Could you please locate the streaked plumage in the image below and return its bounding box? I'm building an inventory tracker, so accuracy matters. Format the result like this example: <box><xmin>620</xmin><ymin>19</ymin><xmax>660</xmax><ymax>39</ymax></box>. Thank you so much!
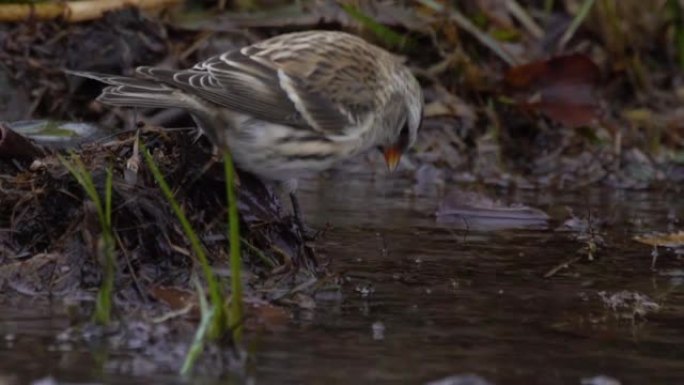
<box><xmin>67</xmin><ymin>30</ymin><xmax>423</xmax><ymax>185</ymax></box>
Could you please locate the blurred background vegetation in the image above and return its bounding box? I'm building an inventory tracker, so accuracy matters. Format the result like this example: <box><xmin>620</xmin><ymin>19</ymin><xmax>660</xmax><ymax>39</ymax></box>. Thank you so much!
<box><xmin>0</xmin><ymin>0</ymin><xmax>682</xmax><ymax>188</ymax></box>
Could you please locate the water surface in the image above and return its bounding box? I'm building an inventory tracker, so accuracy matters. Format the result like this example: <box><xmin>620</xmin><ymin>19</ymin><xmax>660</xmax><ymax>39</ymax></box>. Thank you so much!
<box><xmin>1</xmin><ymin>173</ymin><xmax>682</xmax><ymax>384</ymax></box>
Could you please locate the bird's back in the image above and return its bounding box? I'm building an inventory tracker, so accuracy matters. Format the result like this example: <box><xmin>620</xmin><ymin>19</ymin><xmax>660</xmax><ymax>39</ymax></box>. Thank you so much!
<box><xmin>245</xmin><ymin>31</ymin><xmax>398</xmax><ymax>117</ymax></box>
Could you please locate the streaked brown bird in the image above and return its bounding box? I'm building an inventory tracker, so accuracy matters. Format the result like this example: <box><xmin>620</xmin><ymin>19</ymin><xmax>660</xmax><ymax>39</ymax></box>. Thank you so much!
<box><xmin>67</xmin><ymin>30</ymin><xmax>423</xmax><ymax>233</ymax></box>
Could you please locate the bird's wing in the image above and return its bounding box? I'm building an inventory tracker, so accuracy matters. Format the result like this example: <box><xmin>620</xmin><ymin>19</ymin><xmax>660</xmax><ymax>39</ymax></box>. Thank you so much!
<box><xmin>138</xmin><ymin>32</ymin><xmax>389</xmax><ymax>136</ymax></box>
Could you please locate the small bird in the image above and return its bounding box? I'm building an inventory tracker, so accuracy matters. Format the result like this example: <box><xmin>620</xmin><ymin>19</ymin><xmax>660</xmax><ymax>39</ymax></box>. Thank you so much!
<box><xmin>67</xmin><ymin>30</ymin><xmax>423</xmax><ymax>233</ymax></box>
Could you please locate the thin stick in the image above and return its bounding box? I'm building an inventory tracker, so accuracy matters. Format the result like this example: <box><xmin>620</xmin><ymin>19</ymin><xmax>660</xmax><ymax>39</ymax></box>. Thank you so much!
<box><xmin>506</xmin><ymin>0</ymin><xmax>544</xmax><ymax>39</ymax></box>
<box><xmin>0</xmin><ymin>0</ymin><xmax>181</xmax><ymax>23</ymax></box>
<box><xmin>558</xmin><ymin>0</ymin><xmax>597</xmax><ymax>50</ymax></box>
<box><xmin>416</xmin><ymin>0</ymin><xmax>518</xmax><ymax>65</ymax></box>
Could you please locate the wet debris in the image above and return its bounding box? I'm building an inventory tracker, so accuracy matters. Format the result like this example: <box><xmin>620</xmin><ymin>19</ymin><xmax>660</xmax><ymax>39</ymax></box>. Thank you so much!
<box><xmin>634</xmin><ymin>230</ymin><xmax>684</xmax><ymax>268</ymax></box>
<box><xmin>6</xmin><ymin>119</ymin><xmax>106</xmax><ymax>149</ymax></box>
<box><xmin>0</xmin><ymin>126</ymin><xmax>320</xmax><ymax>320</ymax></box>
<box><xmin>597</xmin><ymin>290</ymin><xmax>660</xmax><ymax>320</ymax></box>
<box><xmin>580</xmin><ymin>375</ymin><xmax>622</xmax><ymax>385</ymax></box>
<box><xmin>371</xmin><ymin>320</ymin><xmax>384</xmax><ymax>340</ymax></box>
<box><xmin>424</xmin><ymin>374</ymin><xmax>494</xmax><ymax>385</ymax></box>
<box><xmin>544</xmin><ymin>209</ymin><xmax>606</xmax><ymax>278</ymax></box>
<box><xmin>634</xmin><ymin>230</ymin><xmax>684</xmax><ymax>249</ymax></box>
<box><xmin>354</xmin><ymin>281</ymin><xmax>375</xmax><ymax>298</ymax></box>
<box><xmin>31</xmin><ymin>377</ymin><xmax>58</xmax><ymax>385</ymax></box>
<box><xmin>54</xmin><ymin>319</ymin><xmax>246</xmax><ymax>377</ymax></box>
<box><xmin>436</xmin><ymin>188</ymin><xmax>550</xmax><ymax>231</ymax></box>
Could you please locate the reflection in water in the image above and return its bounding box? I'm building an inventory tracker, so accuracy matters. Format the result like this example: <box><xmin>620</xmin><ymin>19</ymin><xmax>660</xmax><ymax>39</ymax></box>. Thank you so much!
<box><xmin>1</xmin><ymin>173</ymin><xmax>683</xmax><ymax>385</ymax></box>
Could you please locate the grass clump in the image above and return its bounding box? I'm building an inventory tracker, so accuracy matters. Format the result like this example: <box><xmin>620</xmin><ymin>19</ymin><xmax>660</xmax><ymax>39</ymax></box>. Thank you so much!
<box><xmin>142</xmin><ymin>144</ymin><xmax>245</xmax><ymax>373</ymax></box>
<box><xmin>59</xmin><ymin>154</ymin><xmax>115</xmax><ymax>325</ymax></box>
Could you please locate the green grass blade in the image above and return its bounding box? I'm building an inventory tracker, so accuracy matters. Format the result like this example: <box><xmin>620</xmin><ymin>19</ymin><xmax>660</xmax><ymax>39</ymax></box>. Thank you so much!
<box><xmin>668</xmin><ymin>0</ymin><xmax>684</xmax><ymax>70</ymax></box>
<box><xmin>559</xmin><ymin>0</ymin><xmax>596</xmax><ymax>49</ymax></box>
<box><xmin>224</xmin><ymin>153</ymin><xmax>243</xmax><ymax>342</ymax></box>
<box><xmin>104</xmin><ymin>165</ymin><xmax>113</xmax><ymax>229</ymax></box>
<box><xmin>95</xmin><ymin>165</ymin><xmax>115</xmax><ymax>325</ymax></box>
<box><xmin>58</xmin><ymin>154</ymin><xmax>106</xmax><ymax>227</ymax></box>
<box><xmin>416</xmin><ymin>0</ymin><xmax>517</xmax><ymax>65</ymax></box>
<box><xmin>340</xmin><ymin>3</ymin><xmax>413</xmax><ymax>51</ymax></box>
<box><xmin>141</xmin><ymin>143</ymin><xmax>227</xmax><ymax>338</ymax></box>
<box><xmin>181</xmin><ymin>278</ymin><xmax>214</xmax><ymax>376</ymax></box>
<box><xmin>241</xmin><ymin>238</ymin><xmax>276</xmax><ymax>268</ymax></box>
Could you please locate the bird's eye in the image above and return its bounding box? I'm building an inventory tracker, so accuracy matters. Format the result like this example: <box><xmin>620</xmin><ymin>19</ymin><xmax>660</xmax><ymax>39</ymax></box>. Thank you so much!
<box><xmin>397</xmin><ymin>122</ymin><xmax>410</xmax><ymax>150</ymax></box>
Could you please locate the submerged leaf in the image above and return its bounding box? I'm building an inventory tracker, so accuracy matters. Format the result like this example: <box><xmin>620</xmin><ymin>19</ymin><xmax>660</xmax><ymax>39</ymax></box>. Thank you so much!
<box><xmin>634</xmin><ymin>231</ymin><xmax>684</xmax><ymax>248</ymax></box>
<box><xmin>436</xmin><ymin>188</ymin><xmax>550</xmax><ymax>230</ymax></box>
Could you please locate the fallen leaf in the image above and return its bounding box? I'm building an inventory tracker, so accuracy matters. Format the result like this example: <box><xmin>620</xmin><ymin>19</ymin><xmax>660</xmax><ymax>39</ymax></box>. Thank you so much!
<box><xmin>504</xmin><ymin>54</ymin><xmax>601</xmax><ymax>127</ymax></box>
<box><xmin>245</xmin><ymin>302</ymin><xmax>290</xmax><ymax>332</ymax></box>
<box><xmin>149</xmin><ymin>285</ymin><xmax>198</xmax><ymax>312</ymax></box>
<box><xmin>634</xmin><ymin>231</ymin><xmax>684</xmax><ymax>248</ymax></box>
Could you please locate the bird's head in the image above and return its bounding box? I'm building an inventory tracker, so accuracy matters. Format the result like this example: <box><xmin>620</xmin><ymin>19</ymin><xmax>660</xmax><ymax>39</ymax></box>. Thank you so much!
<box><xmin>377</xmin><ymin>69</ymin><xmax>423</xmax><ymax>172</ymax></box>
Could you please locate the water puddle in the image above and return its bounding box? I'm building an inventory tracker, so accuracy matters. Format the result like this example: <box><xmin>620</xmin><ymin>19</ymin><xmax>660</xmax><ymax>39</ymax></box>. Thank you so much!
<box><xmin>1</xmin><ymin>174</ymin><xmax>682</xmax><ymax>384</ymax></box>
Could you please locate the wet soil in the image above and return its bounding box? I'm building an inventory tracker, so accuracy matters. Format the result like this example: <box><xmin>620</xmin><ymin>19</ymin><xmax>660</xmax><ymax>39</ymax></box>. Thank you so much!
<box><xmin>0</xmin><ymin>173</ymin><xmax>682</xmax><ymax>385</ymax></box>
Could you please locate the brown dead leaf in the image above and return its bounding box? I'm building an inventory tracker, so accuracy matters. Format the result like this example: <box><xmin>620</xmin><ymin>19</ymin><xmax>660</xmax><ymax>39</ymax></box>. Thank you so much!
<box><xmin>149</xmin><ymin>285</ymin><xmax>198</xmax><ymax>312</ymax></box>
<box><xmin>149</xmin><ymin>285</ymin><xmax>291</xmax><ymax>331</ymax></box>
<box><xmin>245</xmin><ymin>302</ymin><xmax>290</xmax><ymax>332</ymax></box>
<box><xmin>504</xmin><ymin>54</ymin><xmax>601</xmax><ymax>127</ymax></box>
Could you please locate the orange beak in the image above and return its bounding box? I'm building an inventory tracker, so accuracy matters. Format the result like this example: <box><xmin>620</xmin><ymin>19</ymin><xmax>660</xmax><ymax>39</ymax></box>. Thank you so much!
<box><xmin>382</xmin><ymin>146</ymin><xmax>402</xmax><ymax>172</ymax></box>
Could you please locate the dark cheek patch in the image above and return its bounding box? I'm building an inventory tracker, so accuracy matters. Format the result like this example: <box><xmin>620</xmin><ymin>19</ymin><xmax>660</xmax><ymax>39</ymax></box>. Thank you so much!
<box><xmin>402</xmin><ymin>109</ymin><xmax>423</xmax><ymax>150</ymax></box>
<box><xmin>418</xmin><ymin>109</ymin><xmax>424</xmax><ymax>130</ymax></box>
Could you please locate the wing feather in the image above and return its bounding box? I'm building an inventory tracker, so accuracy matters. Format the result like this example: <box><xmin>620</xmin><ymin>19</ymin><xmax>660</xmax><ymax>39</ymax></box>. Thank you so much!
<box><xmin>135</xmin><ymin>32</ymin><xmax>384</xmax><ymax>135</ymax></box>
<box><xmin>74</xmin><ymin>31</ymin><xmax>399</xmax><ymax>137</ymax></box>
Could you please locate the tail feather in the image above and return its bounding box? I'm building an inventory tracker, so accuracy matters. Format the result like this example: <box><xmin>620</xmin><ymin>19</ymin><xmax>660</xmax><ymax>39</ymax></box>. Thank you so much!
<box><xmin>64</xmin><ymin>69</ymin><xmax>191</xmax><ymax>110</ymax></box>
